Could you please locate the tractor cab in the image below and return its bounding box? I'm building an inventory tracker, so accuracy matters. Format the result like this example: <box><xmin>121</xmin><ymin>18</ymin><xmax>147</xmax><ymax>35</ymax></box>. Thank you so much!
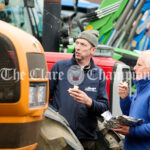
<box><xmin>0</xmin><ymin>20</ymin><xmax>48</xmax><ymax>150</ymax></box>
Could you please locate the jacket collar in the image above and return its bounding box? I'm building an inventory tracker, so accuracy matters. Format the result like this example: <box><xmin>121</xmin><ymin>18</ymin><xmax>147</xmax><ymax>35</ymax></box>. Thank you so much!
<box><xmin>134</xmin><ymin>76</ymin><xmax>150</xmax><ymax>93</ymax></box>
<box><xmin>71</xmin><ymin>53</ymin><xmax>95</xmax><ymax>71</ymax></box>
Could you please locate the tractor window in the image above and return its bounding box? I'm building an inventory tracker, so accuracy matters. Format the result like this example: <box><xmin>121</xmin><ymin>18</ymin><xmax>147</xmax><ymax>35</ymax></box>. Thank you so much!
<box><xmin>0</xmin><ymin>0</ymin><xmax>43</xmax><ymax>40</ymax></box>
<box><xmin>0</xmin><ymin>34</ymin><xmax>20</xmax><ymax>102</ymax></box>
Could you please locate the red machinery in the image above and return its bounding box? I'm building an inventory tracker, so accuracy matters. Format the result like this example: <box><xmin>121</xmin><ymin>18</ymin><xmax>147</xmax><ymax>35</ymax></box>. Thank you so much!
<box><xmin>45</xmin><ymin>52</ymin><xmax>131</xmax><ymax>116</ymax></box>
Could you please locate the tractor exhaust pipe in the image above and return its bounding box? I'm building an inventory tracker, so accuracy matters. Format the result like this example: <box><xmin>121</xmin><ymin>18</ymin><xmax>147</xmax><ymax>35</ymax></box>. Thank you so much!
<box><xmin>43</xmin><ymin>0</ymin><xmax>61</xmax><ymax>52</ymax></box>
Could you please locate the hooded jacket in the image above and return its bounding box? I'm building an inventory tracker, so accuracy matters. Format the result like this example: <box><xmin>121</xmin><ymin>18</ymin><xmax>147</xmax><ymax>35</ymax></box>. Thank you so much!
<box><xmin>49</xmin><ymin>55</ymin><xmax>108</xmax><ymax>140</ymax></box>
<box><xmin>120</xmin><ymin>76</ymin><xmax>150</xmax><ymax>150</ymax></box>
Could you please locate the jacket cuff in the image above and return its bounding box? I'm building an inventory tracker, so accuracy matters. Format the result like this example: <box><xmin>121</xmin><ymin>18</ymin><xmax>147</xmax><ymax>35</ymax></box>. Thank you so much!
<box><xmin>129</xmin><ymin>126</ymin><xmax>135</xmax><ymax>137</ymax></box>
<box><xmin>87</xmin><ymin>99</ymin><xmax>94</xmax><ymax>111</ymax></box>
<box><xmin>120</xmin><ymin>95</ymin><xmax>130</xmax><ymax>101</ymax></box>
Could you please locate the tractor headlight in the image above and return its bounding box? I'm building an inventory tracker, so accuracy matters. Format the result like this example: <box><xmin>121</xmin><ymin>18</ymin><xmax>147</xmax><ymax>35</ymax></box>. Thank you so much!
<box><xmin>29</xmin><ymin>82</ymin><xmax>47</xmax><ymax>108</ymax></box>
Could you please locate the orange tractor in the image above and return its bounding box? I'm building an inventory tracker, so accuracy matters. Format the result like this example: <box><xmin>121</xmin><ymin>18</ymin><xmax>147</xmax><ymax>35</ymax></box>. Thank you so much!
<box><xmin>0</xmin><ymin>21</ymin><xmax>49</xmax><ymax>150</ymax></box>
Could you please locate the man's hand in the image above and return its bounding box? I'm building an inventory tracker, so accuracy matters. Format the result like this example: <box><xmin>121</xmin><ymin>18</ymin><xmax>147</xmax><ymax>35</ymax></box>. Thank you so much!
<box><xmin>111</xmin><ymin>124</ymin><xmax>130</xmax><ymax>136</ymax></box>
<box><xmin>118</xmin><ymin>82</ymin><xmax>128</xmax><ymax>99</ymax></box>
<box><xmin>68</xmin><ymin>89</ymin><xmax>92</xmax><ymax>107</ymax></box>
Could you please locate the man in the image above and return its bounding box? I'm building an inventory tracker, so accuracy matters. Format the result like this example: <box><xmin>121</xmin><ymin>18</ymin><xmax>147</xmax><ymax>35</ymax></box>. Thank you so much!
<box><xmin>112</xmin><ymin>51</ymin><xmax>150</xmax><ymax>150</ymax></box>
<box><xmin>49</xmin><ymin>30</ymin><xmax>108</xmax><ymax>150</ymax></box>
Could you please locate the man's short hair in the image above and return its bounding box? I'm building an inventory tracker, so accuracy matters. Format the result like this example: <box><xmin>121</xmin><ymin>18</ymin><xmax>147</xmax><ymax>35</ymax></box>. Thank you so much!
<box><xmin>77</xmin><ymin>30</ymin><xmax>99</xmax><ymax>47</ymax></box>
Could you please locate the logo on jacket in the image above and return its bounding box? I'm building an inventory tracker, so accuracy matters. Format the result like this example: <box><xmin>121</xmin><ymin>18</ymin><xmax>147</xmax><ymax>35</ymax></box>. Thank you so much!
<box><xmin>67</xmin><ymin>65</ymin><xmax>84</xmax><ymax>86</ymax></box>
<box><xmin>85</xmin><ymin>87</ymin><xmax>97</xmax><ymax>92</ymax></box>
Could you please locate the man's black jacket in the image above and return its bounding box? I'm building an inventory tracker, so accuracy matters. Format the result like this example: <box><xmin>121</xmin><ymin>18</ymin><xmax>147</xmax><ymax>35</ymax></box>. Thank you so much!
<box><xmin>49</xmin><ymin>55</ymin><xmax>108</xmax><ymax>140</ymax></box>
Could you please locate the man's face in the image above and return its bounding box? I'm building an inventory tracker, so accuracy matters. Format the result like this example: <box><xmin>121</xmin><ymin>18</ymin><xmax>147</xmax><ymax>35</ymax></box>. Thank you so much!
<box><xmin>75</xmin><ymin>39</ymin><xmax>96</xmax><ymax>61</ymax></box>
<box><xmin>134</xmin><ymin>56</ymin><xmax>150</xmax><ymax>80</ymax></box>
